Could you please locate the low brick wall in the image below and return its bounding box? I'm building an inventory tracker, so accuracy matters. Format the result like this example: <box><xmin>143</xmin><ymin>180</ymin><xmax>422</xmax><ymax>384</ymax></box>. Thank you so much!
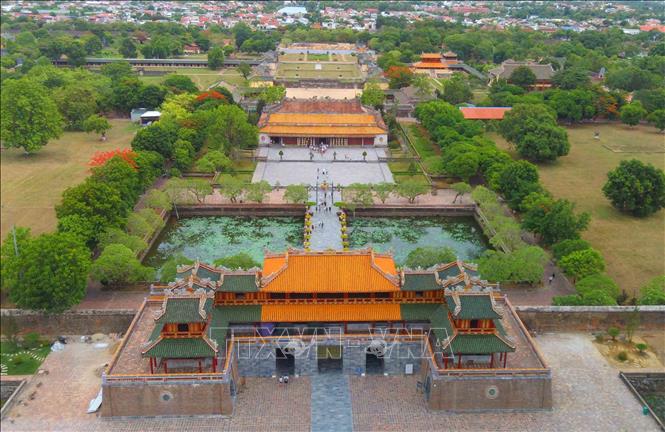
<box><xmin>351</xmin><ymin>205</ymin><xmax>476</xmax><ymax>218</ymax></box>
<box><xmin>176</xmin><ymin>203</ymin><xmax>306</xmax><ymax>217</ymax></box>
<box><xmin>515</xmin><ymin>306</ymin><xmax>665</xmax><ymax>333</ymax></box>
<box><xmin>0</xmin><ymin>309</ymin><xmax>136</xmax><ymax>336</ymax></box>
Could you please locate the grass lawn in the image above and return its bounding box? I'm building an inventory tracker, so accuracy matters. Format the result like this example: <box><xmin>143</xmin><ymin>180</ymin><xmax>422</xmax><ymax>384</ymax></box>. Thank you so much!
<box><xmin>231</xmin><ymin>159</ymin><xmax>258</xmax><ymax>171</ymax></box>
<box><xmin>401</xmin><ymin>123</ymin><xmax>440</xmax><ymax>159</ymax></box>
<box><xmin>218</xmin><ymin>68</ymin><xmax>247</xmax><ymax>87</ymax></box>
<box><xmin>0</xmin><ymin>119</ymin><xmax>137</xmax><ymax>239</ymax></box>
<box><xmin>139</xmin><ymin>69</ymin><xmax>223</xmax><ymax>90</ymax></box>
<box><xmin>489</xmin><ymin>123</ymin><xmax>665</xmax><ymax>297</ymax></box>
<box><xmin>0</xmin><ymin>341</ymin><xmax>50</xmax><ymax>375</ymax></box>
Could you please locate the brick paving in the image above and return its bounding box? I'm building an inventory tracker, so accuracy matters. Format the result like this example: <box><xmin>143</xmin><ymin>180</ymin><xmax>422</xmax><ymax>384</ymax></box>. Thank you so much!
<box><xmin>311</xmin><ymin>373</ymin><xmax>353</xmax><ymax>432</ymax></box>
<box><xmin>2</xmin><ymin>333</ymin><xmax>659</xmax><ymax>431</ymax></box>
<box><xmin>349</xmin><ymin>333</ymin><xmax>660</xmax><ymax>432</ymax></box>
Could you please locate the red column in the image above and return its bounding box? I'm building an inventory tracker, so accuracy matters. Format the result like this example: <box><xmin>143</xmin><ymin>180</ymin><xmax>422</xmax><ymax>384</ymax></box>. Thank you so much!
<box><xmin>213</xmin><ymin>357</ymin><xmax>217</xmax><ymax>372</ymax></box>
<box><xmin>503</xmin><ymin>353</ymin><xmax>507</xmax><ymax>368</ymax></box>
<box><xmin>490</xmin><ymin>353</ymin><xmax>494</xmax><ymax>368</ymax></box>
<box><xmin>198</xmin><ymin>359</ymin><xmax>202</xmax><ymax>373</ymax></box>
<box><xmin>149</xmin><ymin>357</ymin><xmax>154</xmax><ymax>374</ymax></box>
<box><xmin>444</xmin><ymin>356</ymin><xmax>448</xmax><ymax>369</ymax></box>
<box><xmin>164</xmin><ymin>359</ymin><xmax>168</xmax><ymax>373</ymax></box>
<box><xmin>457</xmin><ymin>354</ymin><xmax>462</xmax><ymax>368</ymax></box>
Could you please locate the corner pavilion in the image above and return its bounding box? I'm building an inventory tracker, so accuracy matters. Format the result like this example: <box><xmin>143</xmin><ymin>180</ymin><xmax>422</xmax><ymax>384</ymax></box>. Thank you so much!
<box><xmin>142</xmin><ymin>249</ymin><xmax>515</xmax><ymax>375</ymax></box>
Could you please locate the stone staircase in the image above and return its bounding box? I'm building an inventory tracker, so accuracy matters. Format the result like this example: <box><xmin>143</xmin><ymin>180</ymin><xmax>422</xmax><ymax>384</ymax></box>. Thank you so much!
<box><xmin>310</xmin><ymin>373</ymin><xmax>353</xmax><ymax>432</ymax></box>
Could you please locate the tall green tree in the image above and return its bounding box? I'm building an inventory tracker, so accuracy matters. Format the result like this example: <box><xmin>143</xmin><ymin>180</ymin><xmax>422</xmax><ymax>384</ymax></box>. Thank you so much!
<box><xmin>90</xmin><ymin>244</ymin><xmax>154</xmax><ymax>286</ymax></box>
<box><xmin>163</xmin><ymin>74</ymin><xmax>198</xmax><ymax>94</ymax></box>
<box><xmin>478</xmin><ymin>246</ymin><xmax>548</xmax><ymax>284</ymax></box>
<box><xmin>360</xmin><ymin>83</ymin><xmax>386</xmax><ymax>110</ymax></box>
<box><xmin>494</xmin><ymin>160</ymin><xmax>541</xmax><ymax>209</ymax></box>
<box><xmin>602</xmin><ymin>159</ymin><xmax>665</xmax><ymax>217</ymax></box>
<box><xmin>441</xmin><ymin>74</ymin><xmax>472</xmax><ymax>105</ymax></box>
<box><xmin>396</xmin><ymin>179</ymin><xmax>429</xmax><ymax>203</ymax></box>
<box><xmin>647</xmin><ymin>109</ymin><xmax>665</xmax><ymax>133</ymax></box>
<box><xmin>509</xmin><ymin>66</ymin><xmax>537</xmax><ymax>88</ymax></box>
<box><xmin>214</xmin><ymin>253</ymin><xmax>260</xmax><ymax>270</ymax></box>
<box><xmin>404</xmin><ymin>246</ymin><xmax>456</xmax><ymax>269</ymax></box>
<box><xmin>207</xmin><ymin>46</ymin><xmax>225</xmax><ymax>70</ymax></box>
<box><xmin>559</xmin><ymin>248</ymin><xmax>605</xmax><ymax>281</ymax></box>
<box><xmin>638</xmin><ymin>276</ymin><xmax>665</xmax><ymax>305</ymax></box>
<box><xmin>82</xmin><ymin>114</ymin><xmax>111</xmax><ymax>140</ymax></box>
<box><xmin>500</xmin><ymin>103</ymin><xmax>569</xmax><ymax>162</ymax></box>
<box><xmin>246</xmin><ymin>181</ymin><xmax>272</xmax><ymax>203</ymax></box>
<box><xmin>521</xmin><ymin>193</ymin><xmax>590</xmax><ymax>245</ymax></box>
<box><xmin>552</xmin><ymin>67</ymin><xmax>591</xmax><ymax>89</ymax></box>
<box><xmin>284</xmin><ymin>184</ymin><xmax>309</xmax><ymax>204</ymax></box>
<box><xmin>119</xmin><ymin>37</ymin><xmax>138</xmax><ymax>58</ymax></box>
<box><xmin>5</xmin><ymin>232</ymin><xmax>91</xmax><ymax>312</ymax></box>
<box><xmin>620</xmin><ymin>102</ymin><xmax>647</xmax><ymax>127</ymax></box>
<box><xmin>1</xmin><ymin>78</ymin><xmax>63</xmax><ymax>154</ymax></box>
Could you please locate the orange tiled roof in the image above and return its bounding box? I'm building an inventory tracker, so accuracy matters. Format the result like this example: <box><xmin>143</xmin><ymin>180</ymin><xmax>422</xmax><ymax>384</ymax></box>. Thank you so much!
<box><xmin>459</xmin><ymin>107</ymin><xmax>512</xmax><ymax>120</ymax></box>
<box><xmin>261</xmin><ymin>303</ymin><xmax>401</xmax><ymax>322</ymax></box>
<box><xmin>261</xmin><ymin>249</ymin><xmax>400</xmax><ymax>293</ymax></box>
<box><xmin>412</xmin><ymin>62</ymin><xmax>448</xmax><ymax>69</ymax></box>
<box><xmin>268</xmin><ymin>113</ymin><xmax>377</xmax><ymax>125</ymax></box>
<box><xmin>420</xmin><ymin>53</ymin><xmax>443</xmax><ymax>59</ymax></box>
<box><xmin>259</xmin><ymin>125</ymin><xmax>386</xmax><ymax>137</ymax></box>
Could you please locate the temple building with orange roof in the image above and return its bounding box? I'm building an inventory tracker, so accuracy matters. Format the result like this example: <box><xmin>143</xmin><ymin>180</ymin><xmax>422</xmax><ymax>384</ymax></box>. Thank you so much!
<box><xmin>257</xmin><ymin>98</ymin><xmax>388</xmax><ymax>147</ymax></box>
<box><xmin>101</xmin><ymin>249</ymin><xmax>552</xmax><ymax>417</ymax></box>
<box><xmin>411</xmin><ymin>51</ymin><xmax>460</xmax><ymax>78</ymax></box>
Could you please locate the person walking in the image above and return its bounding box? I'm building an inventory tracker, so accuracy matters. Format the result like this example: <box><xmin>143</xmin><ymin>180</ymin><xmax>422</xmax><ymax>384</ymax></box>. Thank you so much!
<box><xmin>548</xmin><ymin>275</ymin><xmax>554</xmax><ymax>285</ymax></box>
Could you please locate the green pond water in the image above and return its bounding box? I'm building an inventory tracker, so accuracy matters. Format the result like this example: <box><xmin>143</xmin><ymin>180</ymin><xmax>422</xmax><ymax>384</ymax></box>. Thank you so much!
<box><xmin>145</xmin><ymin>215</ymin><xmax>489</xmax><ymax>270</ymax></box>
<box><xmin>348</xmin><ymin>216</ymin><xmax>489</xmax><ymax>265</ymax></box>
<box><xmin>145</xmin><ymin>216</ymin><xmax>304</xmax><ymax>269</ymax></box>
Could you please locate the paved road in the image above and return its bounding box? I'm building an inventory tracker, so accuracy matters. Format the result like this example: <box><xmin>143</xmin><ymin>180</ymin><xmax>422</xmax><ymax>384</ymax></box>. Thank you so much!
<box><xmin>308</xmin><ymin>185</ymin><xmax>343</xmax><ymax>251</ymax></box>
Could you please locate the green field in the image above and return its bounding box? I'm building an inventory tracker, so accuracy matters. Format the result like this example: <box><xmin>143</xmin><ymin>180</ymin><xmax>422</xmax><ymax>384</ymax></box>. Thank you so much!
<box><xmin>402</xmin><ymin>123</ymin><xmax>440</xmax><ymax>159</ymax></box>
<box><xmin>139</xmin><ymin>68</ymin><xmax>223</xmax><ymax>90</ymax></box>
<box><xmin>276</xmin><ymin>62</ymin><xmax>362</xmax><ymax>81</ymax></box>
<box><xmin>0</xmin><ymin>341</ymin><xmax>50</xmax><ymax>375</ymax></box>
<box><xmin>489</xmin><ymin>123</ymin><xmax>665</xmax><ymax>297</ymax></box>
<box><xmin>0</xmin><ymin>119</ymin><xmax>138</xmax><ymax>238</ymax></box>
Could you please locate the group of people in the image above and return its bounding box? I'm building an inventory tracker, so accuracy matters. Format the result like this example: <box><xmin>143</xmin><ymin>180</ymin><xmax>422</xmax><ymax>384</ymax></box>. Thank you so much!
<box><xmin>309</xmin><ymin>143</ymin><xmax>329</xmax><ymax>154</ymax></box>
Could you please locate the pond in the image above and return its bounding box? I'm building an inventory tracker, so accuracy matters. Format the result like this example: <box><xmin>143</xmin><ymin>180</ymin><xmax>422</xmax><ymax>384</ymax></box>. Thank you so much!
<box><xmin>144</xmin><ymin>216</ymin><xmax>304</xmax><ymax>269</ymax></box>
<box><xmin>347</xmin><ymin>216</ymin><xmax>490</xmax><ymax>266</ymax></box>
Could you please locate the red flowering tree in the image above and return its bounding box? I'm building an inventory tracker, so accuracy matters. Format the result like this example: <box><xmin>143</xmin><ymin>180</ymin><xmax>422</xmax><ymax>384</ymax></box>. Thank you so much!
<box><xmin>89</xmin><ymin>148</ymin><xmax>138</xmax><ymax>169</ymax></box>
<box><xmin>385</xmin><ymin>65</ymin><xmax>414</xmax><ymax>89</ymax></box>
<box><xmin>193</xmin><ymin>90</ymin><xmax>228</xmax><ymax>109</ymax></box>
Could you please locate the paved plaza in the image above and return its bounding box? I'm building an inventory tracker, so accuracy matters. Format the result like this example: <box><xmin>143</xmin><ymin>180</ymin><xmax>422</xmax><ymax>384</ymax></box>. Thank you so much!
<box><xmin>2</xmin><ymin>333</ymin><xmax>659</xmax><ymax>432</ymax></box>
<box><xmin>252</xmin><ymin>147</ymin><xmax>394</xmax><ymax>186</ymax></box>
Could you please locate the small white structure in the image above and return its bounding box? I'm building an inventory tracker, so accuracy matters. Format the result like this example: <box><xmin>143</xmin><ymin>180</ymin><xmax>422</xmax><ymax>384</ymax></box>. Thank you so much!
<box><xmin>140</xmin><ymin>111</ymin><xmax>161</xmax><ymax>126</ymax></box>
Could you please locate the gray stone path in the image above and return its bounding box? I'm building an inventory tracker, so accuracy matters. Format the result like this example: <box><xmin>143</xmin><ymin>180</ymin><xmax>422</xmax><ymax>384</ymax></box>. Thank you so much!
<box><xmin>308</xmin><ymin>186</ymin><xmax>343</xmax><ymax>251</ymax></box>
<box><xmin>311</xmin><ymin>373</ymin><xmax>353</xmax><ymax>432</ymax></box>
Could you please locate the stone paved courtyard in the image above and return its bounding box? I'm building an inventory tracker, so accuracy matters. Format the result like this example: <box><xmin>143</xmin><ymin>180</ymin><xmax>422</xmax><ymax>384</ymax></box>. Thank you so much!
<box><xmin>252</xmin><ymin>147</ymin><xmax>394</xmax><ymax>186</ymax></box>
<box><xmin>2</xmin><ymin>333</ymin><xmax>659</xmax><ymax>431</ymax></box>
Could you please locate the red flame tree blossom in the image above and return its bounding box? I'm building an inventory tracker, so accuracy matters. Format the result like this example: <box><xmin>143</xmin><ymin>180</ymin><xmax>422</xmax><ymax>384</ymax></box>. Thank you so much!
<box><xmin>89</xmin><ymin>148</ymin><xmax>138</xmax><ymax>169</ymax></box>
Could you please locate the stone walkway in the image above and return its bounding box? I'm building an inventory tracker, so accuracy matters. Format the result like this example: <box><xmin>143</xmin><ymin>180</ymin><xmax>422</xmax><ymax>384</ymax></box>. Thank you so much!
<box><xmin>311</xmin><ymin>373</ymin><xmax>353</xmax><ymax>432</ymax></box>
<box><xmin>308</xmin><ymin>186</ymin><xmax>343</xmax><ymax>251</ymax></box>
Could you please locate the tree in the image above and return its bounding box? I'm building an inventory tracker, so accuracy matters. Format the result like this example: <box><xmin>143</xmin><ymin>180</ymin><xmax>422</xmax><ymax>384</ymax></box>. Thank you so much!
<box><xmin>521</xmin><ymin>194</ymin><xmax>590</xmax><ymax>245</ymax></box>
<box><xmin>620</xmin><ymin>102</ymin><xmax>647</xmax><ymax>127</ymax></box>
<box><xmin>548</xmin><ymin>89</ymin><xmax>596</xmax><ymax>123</ymax></box>
<box><xmin>495</xmin><ymin>160</ymin><xmax>542</xmax><ymax>209</ymax></box>
<box><xmin>1</xmin><ymin>227</ymin><xmax>32</xmax><ymax>294</ymax></box>
<box><xmin>576</xmin><ymin>273</ymin><xmax>620</xmax><ymax>301</ymax></box>
<box><xmin>83</xmin><ymin>114</ymin><xmax>111</xmax><ymax>140</ymax></box>
<box><xmin>444</xmin><ymin>150</ymin><xmax>479</xmax><ymax>181</ymax></box>
<box><xmin>195</xmin><ymin>150</ymin><xmax>232</xmax><ymax>173</ymax></box>
<box><xmin>284</xmin><ymin>184</ymin><xmax>309</xmax><ymax>204</ymax></box>
<box><xmin>91</xmin><ymin>155</ymin><xmax>142</xmax><ymax>208</ymax></box>
<box><xmin>385</xmin><ymin>65</ymin><xmax>413</xmax><ymax>89</ymax></box>
<box><xmin>509</xmin><ymin>66</ymin><xmax>537</xmax><ymax>88</ymax></box>
<box><xmin>372</xmin><ymin>182</ymin><xmax>394</xmax><ymax>203</ymax></box>
<box><xmin>396</xmin><ymin>179</ymin><xmax>429</xmax><ymax>203</ymax></box>
<box><xmin>258</xmin><ymin>85</ymin><xmax>286</xmax><ymax>104</ymax></box>
<box><xmin>52</xmin><ymin>84</ymin><xmax>99</xmax><ymax>131</ymax></box>
<box><xmin>119</xmin><ymin>37</ymin><xmax>137</xmax><ymax>58</ymax></box>
<box><xmin>602</xmin><ymin>159</ymin><xmax>665</xmax><ymax>217</ymax></box>
<box><xmin>451</xmin><ymin>182</ymin><xmax>472</xmax><ymax>204</ymax></box>
<box><xmin>499</xmin><ymin>104</ymin><xmax>569</xmax><ymax>162</ymax></box>
<box><xmin>159</xmin><ymin>254</ymin><xmax>194</xmax><ymax>283</ymax></box>
<box><xmin>184</xmin><ymin>179</ymin><xmax>213</xmax><ymax>204</ymax></box>
<box><xmin>552</xmin><ymin>67</ymin><xmax>591</xmax><ymax>90</ymax></box>
<box><xmin>207</xmin><ymin>46</ymin><xmax>225</xmax><ymax>70</ymax></box>
<box><xmin>441</xmin><ymin>74</ymin><xmax>472</xmax><ymax>105</ymax></box>
<box><xmin>163</xmin><ymin>74</ymin><xmax>198</xmax><ymax>94</ymax></box>
<box><xmin>98</xmin><ymin>228</ymin><xmax>147</xmax><ymax>254</ymax></box>
<box><xmin>56</xmin><ymin>180</ymin><xmax>127</xmax><ymax>245</ymax></box>
<box><xmin>214</xmin><ymin>253</ymin><xmax>260</xmax><ymax>270</ymax></box>
<box><xmin>361</xmin><ymin>83</ymin><xmax>385</xmax><ymax>110</ymax></box>
<box><xmin>0</xmin><ymin>78</ymin><xmax>63</xmax><ymax>154</ymax></box>
<box><xmin>66</xmin><ymin>40</ymin><xmax>87</xmax><ymax>67</ymax></box>
<box><xmin>219</xmin><ymin>176</ymin><xmax>245</xmax><ymax>203</ymax></box>
<box><xmin>606</xmin><ymin>66</ymin><xmax>656</xmax><ymax>92</ymax></box>
<box><xmin>233</xmin><ymin>22</ymin><xmax>253</xmax><ymax>50</ymax></box>
<box><xmin>552</xmin><ymin>239</ymin><xmax>591</xmax><ymax>261</ymax></box>
<box><xmin>238</xmin><ymin>62</ymin><xmax>252</xmax><ymax>79</ymax></box>
<box><xmin>100</xmin><ymin>61</ymin><xmax>133</xmax><ymax>82</ymax></box>
<box><xmin>404</xmin><ymin>246</ymin><xmax>456</xmax><ymax>269</ymax></box>
<box><xmin>246</xmin><ymin>181</ymin><xmax>272</xmax><ymax>203</ymax></box>
<box><xmin>638</xmin><ymin>276</ymin><xmax>665</xmax><ymax>305</ymax></box>
<box><xmin>478</xmin><ymin>246</ymin><xmax>548</xmax><ymax>284</ymax></box>
<box><xmin>138</xmin><ymin>84</ymin><xmax>167</xmax><ymax>110</ymax></box>
<box><xmin>172</xmin><ymin>139</ymin><xmax>195</xmax><ymax>171</ymax></box>
<box><xmin>647</xmin><ymin>109</ymin><xmax>665</xmax><ymax>133</ymax></box>
<box><xmin>90</xmin><ymin>244</ymin><xmax>154</xmax><ymax>286</ymax></box>
<box><xmin>412</xmin><ymin>74</ymin><xmax>434</xmax><ymax>98</ymax></box>
<box><xmin>5</xmin><ymin>232</ymin><xmax>90</xmax><ymax>312</ymax></box>
<box><xmin>83</xmin><ymin>34</ymin><xmax>102</xmax><ymax>55</ymax></box>
<box><xmin>559</xmin><ymin>248</ymin><xmax>605</xmax><ymax>281</ymax></box>
<box><xmin>131</xmin><ymin>121</ymin><xmax>178</xmax><ymax>159</ymax></box>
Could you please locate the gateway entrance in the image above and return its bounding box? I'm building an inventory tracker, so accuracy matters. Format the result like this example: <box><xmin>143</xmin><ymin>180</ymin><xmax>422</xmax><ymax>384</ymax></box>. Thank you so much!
<box><xmin>317</xmin><ymin>345</ymin><xmax>343</xmax><ymax>373</ymax></box>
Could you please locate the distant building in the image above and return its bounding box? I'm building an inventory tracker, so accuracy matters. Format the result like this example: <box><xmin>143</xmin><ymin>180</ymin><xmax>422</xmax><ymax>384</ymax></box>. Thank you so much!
<box><xmin>277</xmin><ymin>6</ymin><xmax>307</xmax><ymax>16</ymax></box>
<box><xmin>258</xmin><ymin>98</ymin><xmax>387</xmax><ymax>147</ymax></box>
<box><xmin>488</xmin><ymin>59</ymin><xmax>555</xmax><ymax>89</ymax></box>
<box><xmin>140</xmin><ymin>111</ymin><xmax>161</xmax><ymax>125</ymax></box>
<box><xmin>411</xmin><ymin>52</ymin><xmax>464</xmax><ymax>79</ymax></box>
<box><xmin>183</xmin><ymin>43</ymin><xmax>202</xmax><ymax>54</ymax></box>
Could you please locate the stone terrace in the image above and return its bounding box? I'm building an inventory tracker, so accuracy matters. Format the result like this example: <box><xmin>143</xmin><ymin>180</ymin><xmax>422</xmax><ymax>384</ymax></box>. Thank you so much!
<box><xmin>107</xmin><ymin>302</ymin><xmax>161</xmax><ymax>375</ymax></box>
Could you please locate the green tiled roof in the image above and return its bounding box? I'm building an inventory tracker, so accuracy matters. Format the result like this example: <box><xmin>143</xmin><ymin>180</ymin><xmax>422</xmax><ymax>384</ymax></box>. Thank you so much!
<box><xmin>220</xmin><ymin>274</ymin><xmax>259</xmax><ymax>292</ymax></box>
<box><xmin>401</xmin><ymin>273</ymin><xmax>440</xmax><ymax>291</ymax></box>
<box><xmin>400</xmin><ymin>304</ymin><xmax>453</xmax><ymax>343</ymax></box>
<box><xmin>209</xmin><ymin>305</ymin><xmax>262</xmax><ymax>347</ymax></box>
<box><xmin>429</xmin><ymin>305</ymin><xmax>454</xmax><ymax>342</ymax></box>
<box><xmin>400</xmin><ymin>303</ymin><xmax>440</xmax><ymax>320</ymax></box>
<box><xmin>447</xmin><ymin>295</ymin><xmax>501</xmax><ymax>320</ymax></box>
<box><xmin>449</xmin><ymin>333</ymin><xmax>514</xmax><ymax>354</ymax></box>
<box><xmin>143</xmin><ymin>338</ymin><xmax>216</xmax><ymax>358</ymax></box>
<box><xmin>195</xmin><ymin>266</ymin><xmax>222</xmax><ymax>282</ymax></box>
<box><xmin>437</xmin><ymin>265</ymin><xmax>461</xmax><ymax>280</ymax></box>
<box><xmin>159</xmin><ymin>297</ymin><xmax>212</xmax><ymax>324</ymax></box>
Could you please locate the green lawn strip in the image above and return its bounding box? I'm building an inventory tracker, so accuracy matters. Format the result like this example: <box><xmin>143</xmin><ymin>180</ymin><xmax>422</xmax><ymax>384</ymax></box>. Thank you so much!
<box><xmin>404</xmin><ymin>124</ymin><xmax>439</xmax><ymax>158</ymax></box>
<box><xmin>0</xmin><ymin>341</ymin><xmax>50</xmax><ymax>375</ymax></box>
